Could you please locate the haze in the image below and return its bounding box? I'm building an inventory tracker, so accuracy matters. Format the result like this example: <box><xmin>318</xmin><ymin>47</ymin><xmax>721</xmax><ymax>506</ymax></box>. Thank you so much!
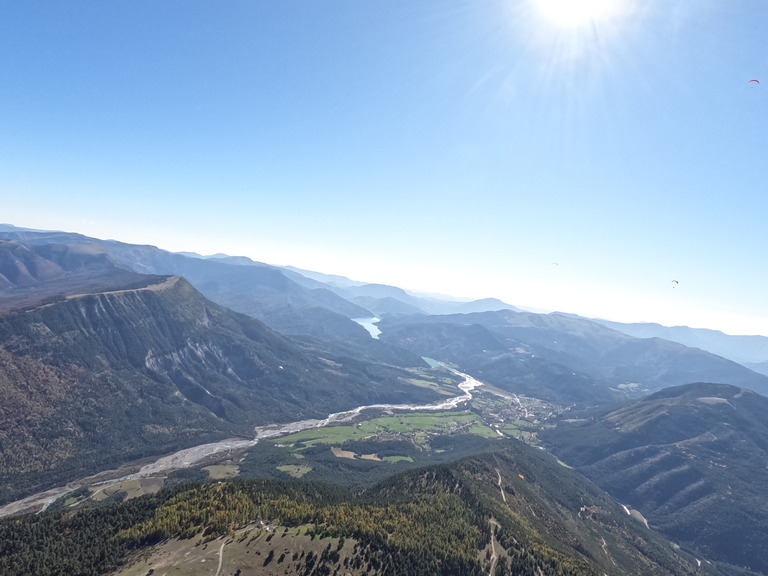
<box><xmin>1</xmin><ymin>0</ymin><xmax>766</xmax><ymax>336</ymax></box>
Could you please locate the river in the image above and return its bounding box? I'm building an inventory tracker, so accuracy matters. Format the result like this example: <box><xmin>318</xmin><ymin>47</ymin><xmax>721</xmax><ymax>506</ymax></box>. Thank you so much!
<box><xmin>131</xmin><ymin>368</ymin><xmax>482</xmax><ymax>477</ymax></box>
<box><xmin>0</xmin><ymin>368</ymin><xmax>484</xmax><ymax>518</ymax></box>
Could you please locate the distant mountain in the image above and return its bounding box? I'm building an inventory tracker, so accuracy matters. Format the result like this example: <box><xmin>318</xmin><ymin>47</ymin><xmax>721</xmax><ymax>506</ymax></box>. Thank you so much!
<box><xmin>0</xmin><ymin>225</ymin><xmax>518</xmax><ymax>332</ymax></box>
<box><xmin>0</xmin><ymin>227</ymin><xmax>374</xmax><ymax>339</ymax></box>
<box><xmin>282</xmin><ymin>264</ymin><xmax>367</xmax><ymax>288</ymax></box>
<box><xmin>330</xmin><ymin>284</ymin><xmax>521</xmax><ymax>317</ymax></box>
<box><xmin>379</xmin><ymin>318</ymin><xmax>611</xmax><ymax>403</ymax></box>
<box><xmin>378</xmin><ymin>310</ymin><xmax>768</xmax><ymax>401</ymax></box>
<box><xmin>593</xmin><ymin>319</ymin><xmax>768</xmax><ymax>373</ymax></box>
<box><xmin>0</xmin><ymin>273</ymin><xmax>443</xmax><ymax>505</ymax></box>
<box><xmin>0</xmin><ymin>238</ymin><xmax>143</xmax><ymax>311</ymax></box>
<box><xmin>432</xmin><ymin>296</ymin><xmax>518</xmax><ymax>314</ymax></box>
<box><xmin>282</xmin><ymin>263</ymin><xmax>520</xmax><ymax>317</ymax></box>
<box><xmin>102</xmin><ymin>240</ymin><xmax>377</xmax><ymax>334</ymax></box>
<box><xmin>744</xmin><ymin>360</ymin><xmax>768</xmax><ymax>377</ymax></box>
<box><xmin>541</xmin><ymin>382</ymin><xmax>768</xmax><ymax>574</ymax></box>
<box><xmin>4</xmin><ymin>226</ymin><xmax>767</xmax><ymax>402</ymax></box>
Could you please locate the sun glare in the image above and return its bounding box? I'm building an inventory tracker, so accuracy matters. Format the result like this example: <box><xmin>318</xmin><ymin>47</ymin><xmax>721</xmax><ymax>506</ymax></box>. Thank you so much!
<box><xmin>532</xmin><ymin>0</ymin><xmax>619</xmax><ymax>28</ymax></box>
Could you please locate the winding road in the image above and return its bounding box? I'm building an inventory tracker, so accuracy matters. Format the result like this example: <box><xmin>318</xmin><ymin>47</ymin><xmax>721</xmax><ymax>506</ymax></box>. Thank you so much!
<box><xmin>215</xmin><ymin>540</ymin><xmax>226</xmax><ymax>576</ymax></box>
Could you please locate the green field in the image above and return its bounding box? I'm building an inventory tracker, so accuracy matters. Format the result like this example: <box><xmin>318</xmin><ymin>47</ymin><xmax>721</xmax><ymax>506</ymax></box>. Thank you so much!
<box><xmin>278</xmin><ymin>410</ymin><xmax>483</xmax><ymax>450</ymax></box>
<box><xmin>276</xmin><ymin>464</ymin><xmax>313</xmax><ymax>478</ymax></box>
<box><xmin>203</xmin><ymin>464</ymin><xmax>239</xmax><ymax>479</ymax></box>
<box><xmin>494</xmin><ymin>422</ymin><xmax>536</xmax><ymax>441</ymax></box>
<box><xmin>467</xmin><ymin>423</ymin><xmax>500</xmax><ymax>438</ymax></box>
<box><xmin>90</xmin><ymin>477</ymin><xmax>165</xmax><ymax>502</ymax></box>
<box><xmin>382</xmin><ymin>456</ymin><xmax>414</xmax><ymax>463</ymax></box>
<box><xmin>405</xmin><ymin>377</ymin><xmax>459</xmax><ymax>396</ymax></box>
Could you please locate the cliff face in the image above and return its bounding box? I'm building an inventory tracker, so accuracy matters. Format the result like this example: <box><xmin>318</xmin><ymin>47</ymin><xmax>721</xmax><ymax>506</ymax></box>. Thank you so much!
<box><xmin>0</xmin><ymin>276</ymin><xmax>439</xmax><ymax>504</ymax></box>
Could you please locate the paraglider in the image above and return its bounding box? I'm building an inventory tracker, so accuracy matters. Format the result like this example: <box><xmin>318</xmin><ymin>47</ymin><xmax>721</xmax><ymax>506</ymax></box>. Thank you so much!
<box><xmin>671</xmin><ymin>280</ymin><xmax>679</xmax><ymax>288</ymax></box>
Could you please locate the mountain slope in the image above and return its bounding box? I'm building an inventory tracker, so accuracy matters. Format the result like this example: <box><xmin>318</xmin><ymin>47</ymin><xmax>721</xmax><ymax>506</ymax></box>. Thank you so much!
<box><xmin>286</xmin><ymin>267</ymin><xmax>521</xmax><ymax>316</ymax></box>
<box><xmin>378</xmin><ymin>310</ymin><xmax>768</xmax><ymax>400</ymax></box>
<box><xmin>378</xmin><ymin>319</ymin><xmax>611</xmax><ymax>403</ymax></box>
<box><xmin>0</xmin><ymin>441</ymin><xmax>707</xmax><ymax>576</ymax></box>
<box><xmin>593</xmin><ymin>319</ymin><xmax>768</xmax><ymax>370</ymax></box>
<box><xmin>541</xmin><ymin>383</ymin><xmax>768</xmax><ymax>574</ymax></box>
<box><xmin>365</xmin><ymin>441</ymin><xmax>703</xmax><ymax>575</ymax></box>
<box><xmin>0</xmin><ymin>238</ymin><xmax>144</xmax><ymax>312</ymax></box>
<box><xmin>0</xmin><ymin>275</ymin><xmax>443</xmax><ymax>505</ymax></box>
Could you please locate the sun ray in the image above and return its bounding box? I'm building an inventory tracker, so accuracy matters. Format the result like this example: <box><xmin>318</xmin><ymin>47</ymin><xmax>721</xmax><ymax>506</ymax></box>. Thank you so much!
<box><xmin>532</xmin><ymin>0</ymin><xmax>621</xmax><ymax>28</ymax></box>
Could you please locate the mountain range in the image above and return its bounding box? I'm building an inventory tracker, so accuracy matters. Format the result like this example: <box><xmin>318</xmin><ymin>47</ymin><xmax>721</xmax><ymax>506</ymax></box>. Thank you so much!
<box><xmin>0</xmin><ymin>233</ymin><xmax>450</xmax><ymax>504</ymax></box>
<box><xmin>592</xmin><ymin>319</ymin><xmax>768</xmax><ymax>377</ymax></box>
<box><xmin>1</xmin><ymin>224</ymin><xmax>768</xmax><ymax>575</ymax></box>
<box><xmin>377</xmin><ymin>310</ymin><xmax>768</xmax><ymax>400</ymax></box>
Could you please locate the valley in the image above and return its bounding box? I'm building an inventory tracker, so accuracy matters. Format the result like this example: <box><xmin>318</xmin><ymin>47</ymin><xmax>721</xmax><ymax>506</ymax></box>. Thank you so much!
<box><xmin>1</xmin><ymin>366</ymin><xmax>559</xmax><ymax>518</ymax></box>
<box><xmin>4</xmin><ymin>2</ymin><xmax>768</xmax><ymax>573</ymax></box>
<box><xmin>1</xmin><ymin>227</ymin><xmax>768</xmax><ymax>575</ymax></box>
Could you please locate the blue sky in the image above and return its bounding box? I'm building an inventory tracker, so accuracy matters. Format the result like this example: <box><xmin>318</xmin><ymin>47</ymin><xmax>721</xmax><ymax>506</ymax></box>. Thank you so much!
<box><xmin>2</xmin><ymin>1</ymin><xmax>767</xmax><ymax>336</ymax></box>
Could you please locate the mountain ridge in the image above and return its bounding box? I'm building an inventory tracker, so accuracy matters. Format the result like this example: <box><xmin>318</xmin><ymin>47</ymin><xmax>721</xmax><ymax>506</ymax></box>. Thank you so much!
<box><xmin>377</xmin><ymin>310</ymin><xmax>768</xmax><ymax>399</ymax></box>
<box><xmin>0</xmin><ymin>273</ymin><xmax>445</xmax><ymax>504</ymax></box>
<box><xmin>0</xmin><ymin>441</ymin><xmax>710</xmax><ymax>576</ymax></box>
<box><xmin>2</xmin><ymin>224</ymin><xmax>767</xmax><ymax>574</ymax></box>
<box><xmin>541</xmin><ymin>382</ymin><xmax>768</xmax><ymax>573</ymax></box>
<box><xmin>592</xmin><ymin>318</ymin><xmax>768</xmax><ymax>374</ymax></box>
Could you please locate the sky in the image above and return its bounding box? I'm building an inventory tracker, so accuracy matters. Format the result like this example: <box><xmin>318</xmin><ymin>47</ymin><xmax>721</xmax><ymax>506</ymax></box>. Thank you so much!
<box><xmin>1</xmin><ymin>0</ymin><xmax>767</xmax><ymax>336</ymax></box>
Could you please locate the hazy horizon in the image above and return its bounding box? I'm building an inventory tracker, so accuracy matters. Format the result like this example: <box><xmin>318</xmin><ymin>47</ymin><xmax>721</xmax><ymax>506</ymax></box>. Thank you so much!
<box><xmin>5</xmin><ymin>220</ymin><xmax>767</xmax><ymax>339</ymax></box>
<box><xmin>2</xmin><ymin>1</ymin><xmax>766</xmax><ymax>336</ymax></box>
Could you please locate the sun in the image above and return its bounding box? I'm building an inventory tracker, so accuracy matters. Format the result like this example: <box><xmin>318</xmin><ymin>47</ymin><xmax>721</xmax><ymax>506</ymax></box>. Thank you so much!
<box><xmin>532</xmin><ymin>0</ymin><xmax>620</xmax><ymax>28</ymax></box>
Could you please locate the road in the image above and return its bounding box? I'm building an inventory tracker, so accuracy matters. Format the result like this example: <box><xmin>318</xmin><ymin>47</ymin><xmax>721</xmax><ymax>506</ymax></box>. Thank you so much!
<box><xmin>215</xmin><ymin>539</ymin><xmax>226</xmax><ymax>576</ymax></box>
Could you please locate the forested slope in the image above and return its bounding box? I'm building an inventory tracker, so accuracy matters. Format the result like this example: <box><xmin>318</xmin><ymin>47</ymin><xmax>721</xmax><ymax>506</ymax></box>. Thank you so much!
<box><xmin>0</xmin><ymin>442</ymin><xmax>709</xmax><ymax>576</ymax></box>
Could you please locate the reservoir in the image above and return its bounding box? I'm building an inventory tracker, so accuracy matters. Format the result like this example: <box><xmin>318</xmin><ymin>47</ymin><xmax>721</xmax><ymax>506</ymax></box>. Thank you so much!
<box><xmin>353</xmin><ymin>316</ymin><xmax>381</xmax><ymax>339</ymax></box>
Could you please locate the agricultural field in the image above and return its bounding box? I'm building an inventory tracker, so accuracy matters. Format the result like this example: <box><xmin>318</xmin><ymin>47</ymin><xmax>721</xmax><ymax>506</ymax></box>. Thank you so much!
<box><xmin>203</xmin><ymin>463</ymin><xmax>239</xmax><ymax>479</ymax></box>
<box><xmin>28</xmin><ymin>377</ymin><xmax>564</xmax><ymax>515</ymax></box>
<box><xmin>277</xmin><ymin>409</ymin><xmax>489</xmax><ymax>452</ymax></box>
<box><xmin>83</xmin><ymin>477</ymin><xmax>160</xmax><ymax>503</ymax></box>
<box><xmin>275</xmin><ymin>464</ymin><xmax>312</xmax><ymax>478</ymax></box>
<box><xmin>229</xmin><ymin>388</ymin><xmax>567</xmax><ymax>489</ymax></box>
<box><xmin>403</xmin><ymin>374</ymin><xmax>461</xmax><ymax>396</ymax></box>
<box><xmin>235</xmin><ymin>408</ymin><xmax>508</xmax><ymax>489</ymax></box>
